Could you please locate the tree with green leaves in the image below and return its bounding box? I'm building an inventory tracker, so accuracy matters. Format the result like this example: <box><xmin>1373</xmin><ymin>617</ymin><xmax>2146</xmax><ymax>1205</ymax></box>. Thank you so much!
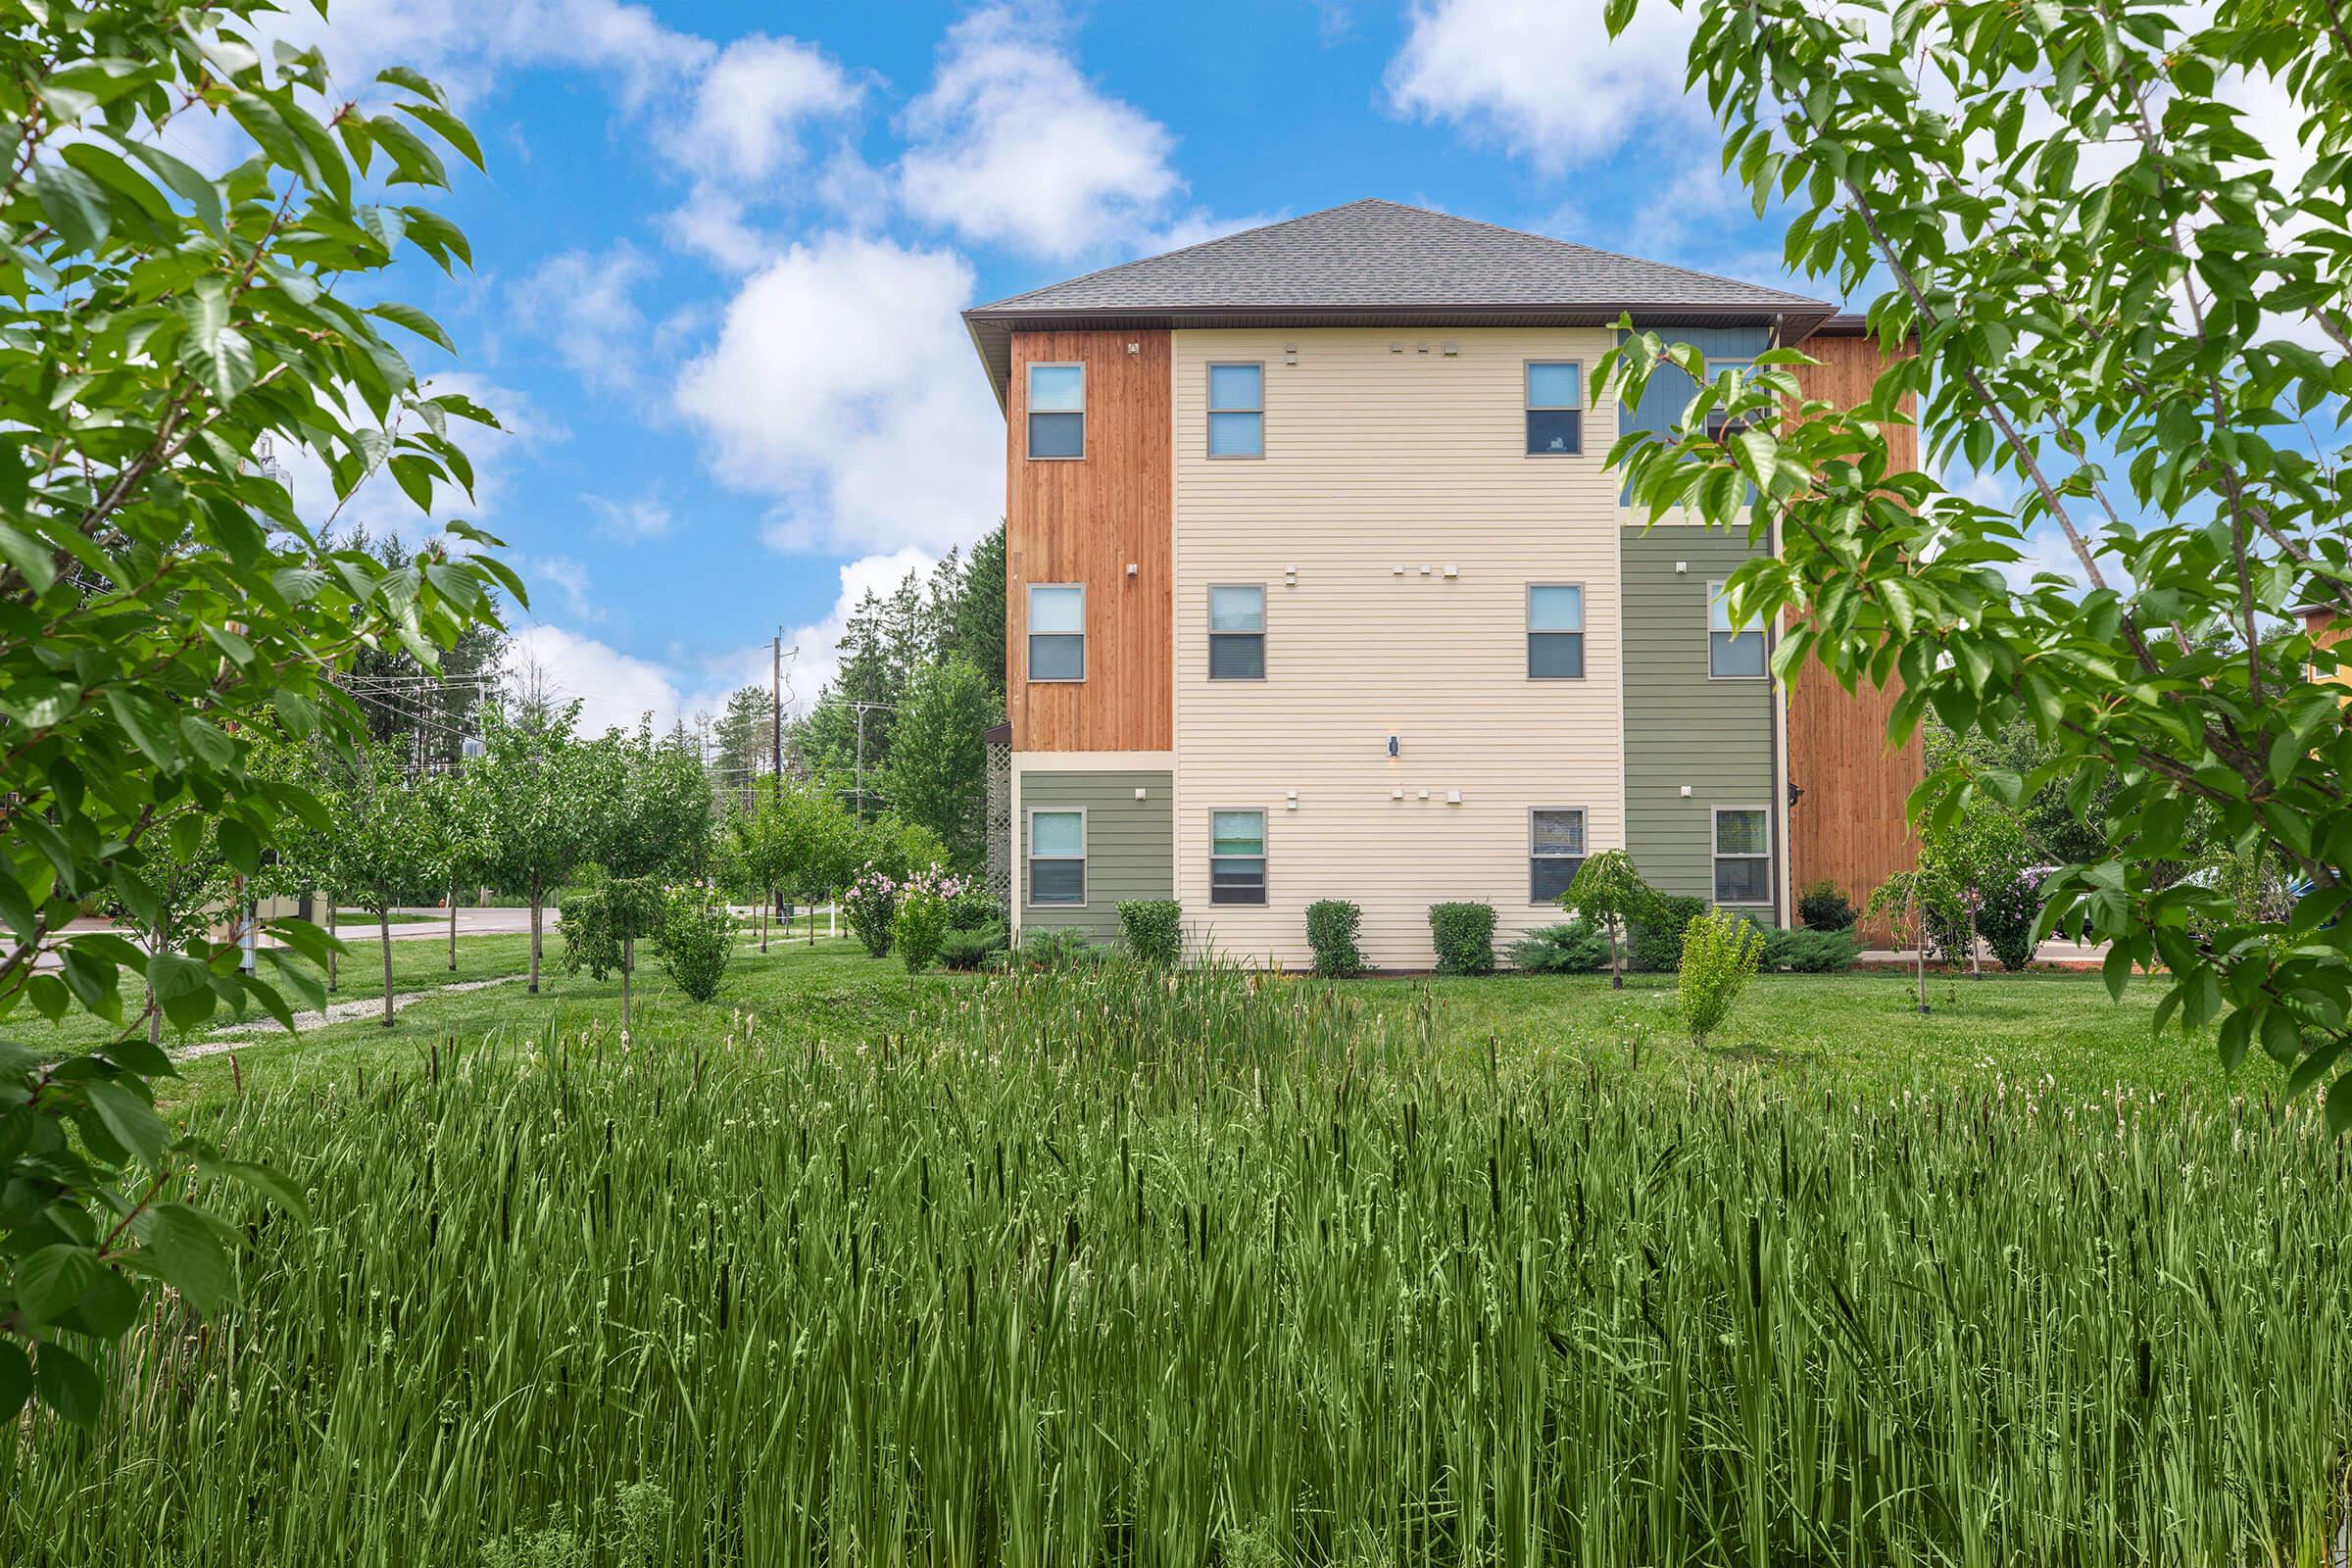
<box><xmin>311</xmin><ymin>742</ymin><xmax>437</xmax><ymax>1028</ymax></box>
<box><xmin>1604</xmin><ymin>0</ymin><xmax>2352</xmax><ymax>1114</ymax></box>
<box><xmin>419</xmin><ymin>767</ymin><xmax>487</xmax><ymax>973</ymax></box>
<box><xmin>883</xmin><ymin>656</ymin><xmax>995</xmax><ymax>871</ymax></box>
<box><xmin>595</xmin><ymin>720</ymin><xmax>714</xmax><ymax>888</ymax></box>
<box><xmin>1559</xmin><ymin>849</ymin><xmax>1655</xmax><ymax>991</ymax></box>
<box><xmin>559</xmin><ymin>872</ymin><xmax>665</xmax><ymax>1036</ymax></box>
<box><xmin>470</xmin><ymin>707</ymin><xmax>604</xmax><ymax>995</ymax></box>
<box><xmin>0</xmin><ymin>4</ymin><xmax>508</xmax><ymax>1427</ymax></box>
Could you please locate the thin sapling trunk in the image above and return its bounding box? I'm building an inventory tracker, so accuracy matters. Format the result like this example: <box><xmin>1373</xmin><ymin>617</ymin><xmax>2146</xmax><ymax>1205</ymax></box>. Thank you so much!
<box><xmin>327</xmin><ymin>901</ymin><xmax>338</xmax><ymax>992</ymax></box>
<box><xmin>528</xmin><ymin>875</ymin><xmax>544</xmax><ymax>995</ymax></box>
<box><xmin>379</xmin><ymin>896</ymin><xmax>395</xmax><ymax>1028</ymax></box>
<box><xmin>448</xmin><ymin>879</ymin><xmax>458</xmax><ymax>971</ymax></box>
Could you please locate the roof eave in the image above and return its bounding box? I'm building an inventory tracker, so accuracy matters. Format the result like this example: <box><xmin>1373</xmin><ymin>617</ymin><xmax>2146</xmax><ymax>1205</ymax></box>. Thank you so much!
<box><xmin>960</xmin><ymin>299</ymin><xmax>1839</xmax><ymax>406</ymax></box>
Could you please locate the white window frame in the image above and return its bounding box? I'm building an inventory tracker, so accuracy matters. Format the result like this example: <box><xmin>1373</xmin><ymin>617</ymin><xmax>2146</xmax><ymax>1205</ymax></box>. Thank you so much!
<box><xmin>1207</xmin><ymin>582</ymin><xmax>1267</xmax><ymax>680</ymax></box>
<box><xmin>1712</xmin><ymin>805</ymin><xmax>1772</xmax><ymax>906</ymax></box>
<box><xmin>1025</xmin><ymin>807</ymin><xmax>1087</xmax><ymax>907</ymax></box>
<box><xmin>1707</xmin><ymin>578</ymin><xmax>1767</xmax><ymax>680</ymax></box>
<box><xmin>1524</xmin><ymin>359</ymin><xmax>1585</xmax><ymax>458</ymax></box>
<box><xmin>1026</xmin><ymin>582</ymin><xmax>1086</xmax><ymax>683</ymax></box>
<box><xmin>1206</xmin><ymin>362</ymin><xmax>1265</xmax><ymax>460</ymax></box>
<box><xmin>1700</xmin><ymin>357</ymin><xmax>1756</xmax><ymax>442</ymax></box>
<box><xmin>1025</xmin><ymin>361</ymin><xmax>1085</xmax><ymax>462</ymax></box>
<box><xmin>1529</xmin><ymin>808</ymin><xmax>1589</xmax><ymax>905</ymax></box>
<box><xmin>1208</xmin><ymin>808</ymin><xmax>1268</xmax><ymax>906</ymax></box>
<box><xmin>1525</xmin><ymin>582</ymin><xmax>1587</xmax><ymax>681</ymax></box>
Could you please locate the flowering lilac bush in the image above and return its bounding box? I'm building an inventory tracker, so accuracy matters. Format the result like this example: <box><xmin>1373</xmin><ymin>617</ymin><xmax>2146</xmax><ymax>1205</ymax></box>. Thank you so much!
<box><xmin>890</xmin><ymin>866</ymin><xmax>969</xmax><ymax>973</ymax></box>
<box><xmin>842</xmin><ymin>867</ymin><xmax>900</xmax><ymax>958</ymax></box>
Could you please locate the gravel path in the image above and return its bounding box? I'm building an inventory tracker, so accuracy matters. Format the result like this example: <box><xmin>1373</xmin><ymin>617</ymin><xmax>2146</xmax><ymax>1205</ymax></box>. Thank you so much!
<box><xmin>181</xmin><ymin>974</ymin><xmax>524</xmax><ymax>1059</ymax></box>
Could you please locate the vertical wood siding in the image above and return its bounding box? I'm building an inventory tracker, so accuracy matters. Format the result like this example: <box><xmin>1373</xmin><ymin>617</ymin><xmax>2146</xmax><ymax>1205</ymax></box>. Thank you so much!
<box><xmin>1786</xmin><ymin>330</ymin><xmax>1924</xmax><ymax>927</ymax></box>
<box><xmin>1006</xmin><ymin>329</ymin><xmax>1172</xmax><ymax>753</ymax></box>
<box><xmin>1170</xmin><ymin>327</ymin><xmax>1627</xmax><ymax>969</ymax></box>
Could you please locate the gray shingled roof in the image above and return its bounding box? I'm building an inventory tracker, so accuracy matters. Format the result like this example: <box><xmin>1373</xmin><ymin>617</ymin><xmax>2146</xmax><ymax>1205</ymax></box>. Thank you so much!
<box><xmin>962</xmin><ymin>199</ymin><xmax>1837</xmax><ymax>403</ymax></box>
<box><xmin>976</xmin><ymin>199</ymin><xmax>1826</xmax><ymax>315</ymax></box>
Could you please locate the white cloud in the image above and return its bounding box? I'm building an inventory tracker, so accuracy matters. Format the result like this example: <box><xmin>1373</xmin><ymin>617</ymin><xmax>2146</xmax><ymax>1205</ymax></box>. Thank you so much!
<box><xmin>583</xmin><ymin>490</ymin><xmax>674</xmax><ymax>542</ymax></box>
<box><xmin>672</xmin><ymin>233</ymin><xmax>1001</xmax><ymax>559</ymax></box>
<box><xmin>509</xmin><ymin>245</ymin><xmax>653</xmax><ymax>394</ymax></box>
<box><xmin>898</xmin><ymin>6</ymin><xmax>1183</xmax><ymax>259</ymax></box>
<box><xmin>663</xmin><ymin>33</ymin><xmax>862</xmax><ymax>183</ymax></box>
<box><xmin>1387</xmin><ymin>0</ymin><xmax>1701</xmax><ymax>169</ymax></box>
<box><xmin>502</xmin><ymin>548</ymin><xmax>936</xmax><ymax>737</ymax></box>
<box><xmin>258</xmin><ymin>0</ymin><xmax>710</xmax><ymax>110</ymax></box>
<box><xmin>526</xmin><ymin>555</ymin><xmax>602</xmax><ymax>621</ymax></box>
<box><xmin>670</xmin><ymin>185</ymin><xmax>772</xmax><ymax>273</ymax></box>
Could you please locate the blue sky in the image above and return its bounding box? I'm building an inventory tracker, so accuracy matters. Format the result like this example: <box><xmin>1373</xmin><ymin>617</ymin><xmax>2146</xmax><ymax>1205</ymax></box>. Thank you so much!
<box><xmin>239</xmin><ymin>0</ymin><xmax>1834</xmax><ymax>732</ymax></box>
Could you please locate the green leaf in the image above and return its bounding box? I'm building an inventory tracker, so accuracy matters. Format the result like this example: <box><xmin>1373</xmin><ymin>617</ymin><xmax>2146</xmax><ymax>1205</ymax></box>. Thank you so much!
<box><xmin>213</xmin><ymin>1159</ymin><xmax>312</xmax><ymax>1223</ymax></box>
<box><xmin>2329</xmin><ymin>1074</ymin><xmax>2352</xmax><ymax>1138</ymax></box>
<box><xmin>18</xmin><ymin>1244</ymin><xmax>102</xmax><ymax>1327</ymax></box>
<box><xmin>142</xmin><ymin>1203</ymin><xmax>232</xmax><ymax>1314</ymax></box>
<box><xmin>2101</xmin><ymin>941</ymin><xmax>2134</xmax><ymax>1002</ymax></box>
<box><xmin>107</xmin><ymin>688</ymin><xmax>185</xmax><ymax>769</ymax></box>
<box><xmin>0</xmin><ymin>519</ymin><xmax>59</xmax><ymax>594</ymax></box>
<box><xmin>393</xmin><ymin>100</ymin><xmax>483</xmax><ymax>171</ymax></box>
<box><xmin>34</xmin><ymin>1343</ymin><xmax>102</xmax><ymax>1426</ymax></box>
<box><xmin>84</xmin><ymin>1078</ymin><xmax>169</xmax><ymax>1170</ymax></box>
<box><xmin>33</xmin><ymin>158</ymin><xmax>112</xmax><ymax>253</ymax></box>
<box><xmin>0</xmin><ymin>674</ymin><xmax>79</xmax><ymax>728</ymax></box>
<box><xmin>181</xmin><ymin>322</ymin><xmax>258</xmax><ymax>405</ymax></box>
<box><xmin>217</xmin><ymin>817</ymin><xmax>261</xmax><ymax>876</ymax></box>
<box><xmin>122</xmin><ymin>140</ymin><xmax>224</xmax><ymax>233</ymax></box>
<box><xmin>368</xmin><ymin>301</ymin><xmax>456</xmax><ymax>353</ymax></box>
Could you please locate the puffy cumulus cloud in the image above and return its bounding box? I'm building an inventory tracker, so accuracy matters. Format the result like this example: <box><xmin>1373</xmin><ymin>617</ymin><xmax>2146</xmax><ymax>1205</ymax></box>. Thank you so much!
<box><xmin>1387</xmin><ymin>0</ymin><xmax>1700</xmax><ymax>169</ymax></box>
<box><xmin>671</xmin><ymin>234</ymin><xmax>1001</xmax><ymax>559</ymax></box>
<box><xmin>898</xmin><ymin>6</ymin><xmax>1183</xmax><ymax>260</ymax></box>
<box><xmin>256</xmin><ymin>0</ymin><xmax>711</xmax><ymax>109</ymax></box>
<box><xmin>502</xmin><ymin>548</ymin><xmax>936</xmax><ymax>736</ymax></box>
<box><xmin>663</xmin><ymin>34</ymin><xmax>863</xmax><ymax>183</ymax></box>
<box><xmin>508</xmin><ymin>245</ymin><xmax>654</xmax><ymax>394</ymax></box>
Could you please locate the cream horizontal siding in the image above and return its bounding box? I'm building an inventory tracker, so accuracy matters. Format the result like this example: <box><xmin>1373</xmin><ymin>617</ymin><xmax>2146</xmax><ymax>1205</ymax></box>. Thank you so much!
<box><xmin>1171</xmin><ymin>326</ymin><xmax>1627</xmax><ymax>969</ymax></box>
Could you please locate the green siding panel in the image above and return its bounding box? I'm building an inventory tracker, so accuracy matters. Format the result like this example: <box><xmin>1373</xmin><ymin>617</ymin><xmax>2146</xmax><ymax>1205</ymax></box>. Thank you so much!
<box><xmin>1620</xmin><ymin>530</ymin><xmax>1781</xmax><ymax>919</ymax></box>
<box><xmin>1017</xmin><ymin>770</ymin><xmax>1174</xmax><ymax>944</ymax></box>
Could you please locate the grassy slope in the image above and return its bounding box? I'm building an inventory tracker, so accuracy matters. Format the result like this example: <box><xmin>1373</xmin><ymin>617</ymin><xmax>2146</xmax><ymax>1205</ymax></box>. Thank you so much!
<box><xmin>135</xmin><ymin>934</ymin><xmax>2235</xmax><ymax>1110</ymax></box>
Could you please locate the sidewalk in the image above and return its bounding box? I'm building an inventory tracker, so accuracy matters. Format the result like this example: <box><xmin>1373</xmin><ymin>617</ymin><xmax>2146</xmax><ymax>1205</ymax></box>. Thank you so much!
<box><xmin>1857</xmin><ymin>938</ymin><xmax>2108</xmax><ymax>971</ymax></box>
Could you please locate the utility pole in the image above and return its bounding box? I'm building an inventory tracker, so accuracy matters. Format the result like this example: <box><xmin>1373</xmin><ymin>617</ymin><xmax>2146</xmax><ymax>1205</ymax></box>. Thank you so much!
<box><xmin>770</xmin><ymin>631</ymin><xmax>782</xmax><ymax>806</ymax></box>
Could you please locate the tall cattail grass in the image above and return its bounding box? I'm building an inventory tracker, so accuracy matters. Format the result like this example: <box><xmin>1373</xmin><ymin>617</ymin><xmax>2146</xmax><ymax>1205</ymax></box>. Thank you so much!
<box><xmin>5</xmin><ymin>960</ymin><xmax>2346</xmax><ymax>1564</ymax></box>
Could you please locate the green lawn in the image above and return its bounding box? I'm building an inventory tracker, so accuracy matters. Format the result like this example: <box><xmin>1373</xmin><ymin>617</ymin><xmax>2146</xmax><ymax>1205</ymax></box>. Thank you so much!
<box><xmin>133</xmin><ymin>933</ymin><xmax>2232</xmax><ymax>1112</ymax></box>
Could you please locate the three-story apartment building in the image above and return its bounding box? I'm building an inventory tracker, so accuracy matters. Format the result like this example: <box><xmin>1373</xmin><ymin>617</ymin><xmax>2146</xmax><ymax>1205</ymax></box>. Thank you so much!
<box><xmin>964</xmin><ymin>200</ymin><xmax>1919</xmax><ymax>968</ymax></box>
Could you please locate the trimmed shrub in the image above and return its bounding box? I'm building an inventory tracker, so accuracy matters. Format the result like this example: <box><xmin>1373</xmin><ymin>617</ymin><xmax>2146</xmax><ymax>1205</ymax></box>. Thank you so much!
<box><xmin>1629</xmin><ymin>894</ymin><xmax>1707</xmax><ymax>972</ymax></box>
<box><xmin>893</xmin><ymin>894</ymin><xmax>951</xmax><ymax>974</ymax></box>
<box><xmin>937</xmin><ymin>923</ymin><xmax>1007</xmax><ymax>971</ymax></box>
<box><xmin>947</xmin><ymin>888</ymin><xmax>1004</xmax><ymax>932</ymax></box>
<box><xmin>1428</xmin><ymin>903</ymin><xmax>1496</xmax><ymax>976</ymax></box>
<box><xmin>654</xmin><ymin>891</ymin><xmax>736</xmax><ymax>1003</ymax></box>
<box><xmin>1762</xmin><ymin>926</ymin><xmax>1862</xmax><ymax>973</ymax></box>
<box><xmin>1305</xmin><ymin>900</ymin><xmax>1365</xmax><ymax>978</ymax></box>
<box><xmin>1117</xmin><ymin>900</ymin><xmax>1184</xmax><ymax>968</ymax></box>
<box><xmin>1678</xmin><ymin>910</ymin><xmax>1765</xmax><ymax>1047</ymax></box>
<box><xmin>1511</xmin><ymin>919</ymin><xmax>1611</xmax><ymax>974</ymax></box>
<box><xmin>1797</xmin><ymin>878</ymin><xmax>1858</xmax><ymax>932</ymax></box>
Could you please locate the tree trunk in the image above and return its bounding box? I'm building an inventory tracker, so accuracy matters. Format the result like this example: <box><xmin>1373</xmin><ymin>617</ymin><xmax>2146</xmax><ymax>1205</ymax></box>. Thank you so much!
<box><xmin>448</xmin><ymin>880</ymin><xmax>458</xmax><ymax>971</ymax></box>
<box><xmin>1969</xmin><ymin>909</ymin><xmax>1982</xmax><ymax>980</ymax></box>
<box><xmin>528</xmin><ymin>877</ymin><xmax>544</xmax><ymax>995</ymax></box>
<box><xmin>621</xmin><ymin>935</ymin><xmax>633</xmax><ymax>1035</ymax></box>
<box><xmin>1915</xmin><ymin>897</ymin><xmax>1931</xmax><ymax>1015</ymax></box>
<box><xmin>760</xmin><ymin>891</ymin><xmax>769</xmax><ymax>955</ymax></box>
<box><xmin>1609</xmin><ymin>921</ymin><xmax>1624</xmax><ymax>990</ymax></box>
<box><xmin>379</xmin><ymin>901</ymin><xmax>395</xmax><ymax>1028</ymax></box>
<box><xmin>327</xmin><ymin>901</ymin><xmax>338</xmax><ymax>993</ymax></box>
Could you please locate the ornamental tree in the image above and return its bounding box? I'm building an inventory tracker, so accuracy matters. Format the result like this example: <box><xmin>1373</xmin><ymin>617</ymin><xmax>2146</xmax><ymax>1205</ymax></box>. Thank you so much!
<box><xmin>1604</xmin><ymin>0</ymin><xmax>2352</xmax><ymax>1113</ymax></box>
<box><xmin>311</xmin><ymin>740</ymin><xmax>436</xmax><ymax>1028</ymax></box>
<box><xmin>470</xmin><ymin>704</ymin><xmax>604</xmax><ymax>995</ymax></box>
<box><xmin>1559</xmin><ymin>849</ymin><xmax>1655</xmax><ymax>990</ymax></box>
<box><xmin>0</xmin><ymin>4</ymin><xmax>510</xmax><ymax>1425</ymax></box>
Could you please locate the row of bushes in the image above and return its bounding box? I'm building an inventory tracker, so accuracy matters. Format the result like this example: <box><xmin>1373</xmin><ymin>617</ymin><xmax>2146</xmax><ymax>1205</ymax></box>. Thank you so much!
<box><xmin>849</xmin><ymin>881</ymin><xmax>1857</xmax><ymax>979</ymax></box>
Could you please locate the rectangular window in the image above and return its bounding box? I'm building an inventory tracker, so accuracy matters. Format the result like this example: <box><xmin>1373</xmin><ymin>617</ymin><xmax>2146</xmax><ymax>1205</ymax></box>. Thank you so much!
<box><xmin>1530</xmin><ymin>808</ymin><xmax>1588</xmax><ymax>904</ymax></box>
<box><xmin>1527</xmin><ymin>584</ymin><xmax>1586</xmax><ymax>679</ymax></box>
<box><xmin>1027</xmin><ymin>583</ymin><xmax>1085</xmax><ymax>681</ymax></box>
<box><xmin>1208</xmin><ymin>584</ymin><xmax>1266</xmax><ymax>679</ymax></box>
<box><xmin>1027</xmin><ymin>808</ymin><xmax>1086</xmax><ymax>906</ymax></box>
<box><xmin>1027</xmin><ymin>363</ymin><xmax>1084</xmax><ymax>459</ymax></box>
<box><xmin>1526</xmin><ymin>362</ymin><xmax>1583</xmax><ymax>456</ymax></box>
<box><xmin>1209</xmin><ymin>809</ymin><xmax>1267</xmax><ymax>905</ymax></box>
<box><xmin>1714</xmin><ymin>808</ymin><xmax>1770</xmax><ymax>905</ymax></box>
<box><xmin>1708</xmin><ymin>580</ymin><xmax>1766</xmax><ymax>678</ymax></box>
<box><xmin>1207</xmin><ymin>363</ymin><xmax>1263</xmax><ymax>458</ymax></box>
<box><xmin>1701</xmin><ymin>359</ymin><xmax>1756</xmax><ymax>442</ymax></box>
